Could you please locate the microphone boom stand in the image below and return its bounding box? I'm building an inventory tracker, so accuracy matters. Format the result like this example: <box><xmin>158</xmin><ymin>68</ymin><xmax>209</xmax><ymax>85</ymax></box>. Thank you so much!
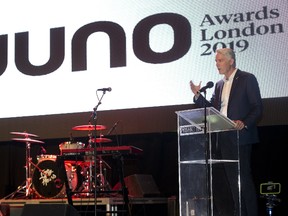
<box><xmin>90</xmin><ymin>91</ymin><xmax>106</xmax><ymax>216</ymax></box>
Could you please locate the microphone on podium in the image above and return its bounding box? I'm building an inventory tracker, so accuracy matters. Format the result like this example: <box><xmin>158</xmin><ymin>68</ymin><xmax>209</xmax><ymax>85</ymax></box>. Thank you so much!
<box><xmin>97</xmin><ymin>87</ymin><xmax>112</xmax><ymax>92</ymax></box>
<box><xmin>198</xmin><ymin>81</ymin><xmax>214</xmax><ymax>93</ymax></box>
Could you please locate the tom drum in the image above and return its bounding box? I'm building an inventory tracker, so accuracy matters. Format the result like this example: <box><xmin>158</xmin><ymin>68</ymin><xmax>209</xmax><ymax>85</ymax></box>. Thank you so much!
<box><xmin>59</xmin><ymin>141</ymin><xmax>86</xmax><ymax>155</ymax></box>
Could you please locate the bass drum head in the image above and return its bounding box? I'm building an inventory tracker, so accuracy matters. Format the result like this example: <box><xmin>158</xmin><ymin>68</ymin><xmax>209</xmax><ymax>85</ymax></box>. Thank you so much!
<box><xmin>32</xmin><ymin>159</ymin><xmax>66</xmax><ymax>198</ymax></box>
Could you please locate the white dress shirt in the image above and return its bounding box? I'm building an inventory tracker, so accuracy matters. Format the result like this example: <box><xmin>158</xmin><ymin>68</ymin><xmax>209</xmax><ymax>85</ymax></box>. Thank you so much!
<box><xmin>220</xmin><ymin>69</ymin><xmax>237</xmax><ymax>117</ymax></box>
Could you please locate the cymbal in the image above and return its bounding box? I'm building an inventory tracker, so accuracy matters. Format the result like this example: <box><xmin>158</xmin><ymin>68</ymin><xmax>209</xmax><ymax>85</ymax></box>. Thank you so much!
<box><xmin>10</xmin><ymin>131</ymin><xmax>39</xmax><ymax>137</ymax></box>
<box><xmin>90</xmin><ymin>137</ymin><xmax>112</xmax><ymax>143</ymax></box>
<box><xmin>72</xmin><ymin>125</ymin><xmax>106</xmax><ymax>131</ymax></box>
<box><xmin>12</xmin><ymin>138</ymin><xmax>44</xmax><ymax>144</ymax></box>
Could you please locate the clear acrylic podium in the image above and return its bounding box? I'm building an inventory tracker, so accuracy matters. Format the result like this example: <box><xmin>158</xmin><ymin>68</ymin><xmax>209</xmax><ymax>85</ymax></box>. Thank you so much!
<box><xmin>176</xmin><ymin>107</ymin><xmax>241</xmax><ymax>216</ymax></box>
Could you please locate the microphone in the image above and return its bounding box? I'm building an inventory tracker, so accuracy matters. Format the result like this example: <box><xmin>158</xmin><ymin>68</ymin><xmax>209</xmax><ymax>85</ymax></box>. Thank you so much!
<box><xmin>106</xmin><ymin>121</ymin><xmax>119</xmax><ymax>136</ymax></box>
<box><xmin>97</xmin><ymin>87</ymin><xmax>112</xmax><ymax>92</ymax></box>
<box><xmin>199</xmin><ymin>81</ymin><xmax>214</xmax><ymax>93</ymax></box>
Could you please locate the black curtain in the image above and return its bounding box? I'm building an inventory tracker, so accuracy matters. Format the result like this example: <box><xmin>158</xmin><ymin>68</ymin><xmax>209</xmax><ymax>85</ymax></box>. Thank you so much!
<box><xmin>0</xmin><ymin>126</ymin><xmax>287</xmax><ymax>215</ymax></box>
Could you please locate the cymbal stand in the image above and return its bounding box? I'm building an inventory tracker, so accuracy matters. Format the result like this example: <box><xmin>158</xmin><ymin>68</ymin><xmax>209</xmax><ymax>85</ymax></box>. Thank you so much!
<box><xmin>80</xmin><ymin>161</ymin><xmax>94</xmax><ymax>197</ymax></box>
<box><xmin>98</xmin><ymin>155</ymin><xmax>105</xmax><ymax>190</ymax></box>
<box><xmin>81</xmin><ymin>134</ymin><xmax>94</xmax><ymax>196</ymax></box>
<box><xmin>25</xmin><ymin>140</ymin><xmax>33</xmax><ymax>197</ymax></box>
<box><xmin>5</xmin><ymin>140</ymin><xmax>34</xmax><ymax>199</ymax></box>
<box><xmin>96</xmin><ymin>142</ymin><xmax>111</xmax><ymax>191</ymax></box>
<box><xmin>83</xmin><ymin>138</ymin><xmax>111</xmax><ymax>195</ymax></box>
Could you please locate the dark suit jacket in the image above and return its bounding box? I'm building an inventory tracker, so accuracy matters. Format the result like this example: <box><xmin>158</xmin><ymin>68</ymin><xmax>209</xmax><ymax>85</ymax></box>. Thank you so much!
<box><xmin>194</xmin><ymin>69</ymin><xmax>263</xmax><ymax>145</ymax></box>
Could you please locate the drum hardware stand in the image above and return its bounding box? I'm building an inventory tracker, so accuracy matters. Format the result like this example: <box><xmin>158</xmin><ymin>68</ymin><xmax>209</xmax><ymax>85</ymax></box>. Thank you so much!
<box><xmin>94</xmin><ymin>138</ymin><xmax>112</xmax><ymax>192</ymax></box>
<box><xmin>79</xmin><ymin>159</ymin><xmax>94</xmax><ymax>197</ymax></box>
<box><xmin>98</xmin><ymin>155</ymin><xmax>108</xmax><ymax>191</ymax></box>
<box><xmin>3</xmin><ymin>153</ymin><xmax>41</xmax><ymax>199</ymax></box>
<box><xmin>22</xmin><ymin>142</ymin><xmax>48</xmax><ymax>198</ymax></box>
<box><xmin>82</xmin><ymin>134</ymin><xmax>98</xmax><ymax>196</ymax></box>
<box><xmin>86</xmin><ymin>133</ymin><xmax>97</xmax><ymax>196</ymax></box>
<box><xmin>25</xmin><ymin>141</ymin><xmax>33</xmax><ymax>197</ymax></box>
<box><xmin>78</xmin><ymin>155</ymin><xmax>111</xmax><ymax>197</ymax></box>
<box><xmin>7</xmin><ymin>140</ymin><xmax>35</xmax><ymax>198</ymax></box>
<box><xmin>2</xmin><ymin>181</ymin><xmax>26</xmax><ymax>199</ymax></box>
<box><xmin>7</xmin><ymin>132</ymin><xmax>44</xmax><ymax>199</ymax></box>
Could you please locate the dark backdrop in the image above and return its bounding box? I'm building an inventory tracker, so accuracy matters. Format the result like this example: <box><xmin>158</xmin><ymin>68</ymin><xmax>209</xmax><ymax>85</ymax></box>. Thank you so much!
<box><xmin>0</xmin><ymin>125</ymin><xmax>287</xmax><ymax>215</ymax></box>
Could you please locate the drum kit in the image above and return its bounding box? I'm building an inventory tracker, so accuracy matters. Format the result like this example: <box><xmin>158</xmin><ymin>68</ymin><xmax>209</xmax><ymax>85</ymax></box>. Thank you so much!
<box><xmin>8</xmin><ymin>124</ymin><xmax>113</xmax><ymax>199</ymax></box>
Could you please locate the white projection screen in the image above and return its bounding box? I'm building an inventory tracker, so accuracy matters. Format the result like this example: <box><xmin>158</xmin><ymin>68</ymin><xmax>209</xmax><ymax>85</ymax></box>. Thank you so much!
<box><xmin>0</xmin><ymin>0</ymin><xmax>287</xmax><ymax>141</ymax></box>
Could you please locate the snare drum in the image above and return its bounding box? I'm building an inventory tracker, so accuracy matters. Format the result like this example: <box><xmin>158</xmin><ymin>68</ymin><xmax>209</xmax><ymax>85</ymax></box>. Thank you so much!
<box><xmin>32</xmin><ymin>155</ymin><xmax>79</xmax><ymax>198</ymax></box>
<box><xmin>37</xmin><ymin>154</ymin><xmax>57</xmax><ymax>161</ymax></box>
<box><xmin>59</xmin><ymin>141</ymin><xmax>86</xmax><ymax>155</ymax></box>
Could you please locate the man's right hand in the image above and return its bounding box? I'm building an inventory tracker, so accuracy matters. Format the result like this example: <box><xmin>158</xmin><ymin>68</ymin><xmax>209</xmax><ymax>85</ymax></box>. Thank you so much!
<box><xmin>190</xmin><ymin>80</ymin><xmax>201</xmax><ymax>95</ymax></box>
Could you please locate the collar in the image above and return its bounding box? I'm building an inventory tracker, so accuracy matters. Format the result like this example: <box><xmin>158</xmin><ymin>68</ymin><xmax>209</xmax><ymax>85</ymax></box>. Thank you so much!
<box><xmin>223</xmin><ymin>68</ymin><xmax>237</xmax><ymax>82</ymax></box>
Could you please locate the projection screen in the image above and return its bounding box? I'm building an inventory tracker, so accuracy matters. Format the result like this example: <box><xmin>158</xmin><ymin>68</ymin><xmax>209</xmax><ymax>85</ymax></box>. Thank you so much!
<box><xmin>0</xmin><ymin>0</ymin><xmax>287</xmax><ymax>141</ymax></box>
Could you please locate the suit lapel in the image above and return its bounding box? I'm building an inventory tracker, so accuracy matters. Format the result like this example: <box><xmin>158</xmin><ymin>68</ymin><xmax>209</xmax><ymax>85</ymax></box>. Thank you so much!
<box><xmin>216</xmin><ymin>80</ymin><xmax>225</xmax><ymax>110</ymax></box>
<box><xmin>229</xmin><ymin>70</ymin><xmax>241</xmax><ymax>103</ymax></box>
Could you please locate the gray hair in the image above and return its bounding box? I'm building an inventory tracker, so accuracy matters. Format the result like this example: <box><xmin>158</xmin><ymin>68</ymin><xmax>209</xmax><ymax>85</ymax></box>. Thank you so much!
<box><xmin>216</xmin><ymin>48</ymin><xmax>236</xmax><ymax>67</ymax></box>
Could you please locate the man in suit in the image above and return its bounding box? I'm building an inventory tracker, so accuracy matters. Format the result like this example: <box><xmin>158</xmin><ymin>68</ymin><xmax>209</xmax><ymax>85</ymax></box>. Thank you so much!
<box><xmin>190</xmin><ymin>48</ymin><xmax>263</xmax><ymax>216</ymax></box>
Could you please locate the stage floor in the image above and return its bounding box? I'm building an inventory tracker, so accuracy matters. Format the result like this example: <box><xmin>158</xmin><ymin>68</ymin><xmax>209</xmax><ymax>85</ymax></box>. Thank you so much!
<box><xmin>1</xmin><ymin>196</ymin><xmax>177</xmax><ymax>216</ymax></box>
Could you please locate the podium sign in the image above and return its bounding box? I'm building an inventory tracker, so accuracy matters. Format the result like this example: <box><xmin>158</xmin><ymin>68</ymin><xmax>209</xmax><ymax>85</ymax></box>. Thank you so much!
<box><xmin>176</xmin><ymin>107</ymin><xmax>241</xmax><ymax>216</ymax></box>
